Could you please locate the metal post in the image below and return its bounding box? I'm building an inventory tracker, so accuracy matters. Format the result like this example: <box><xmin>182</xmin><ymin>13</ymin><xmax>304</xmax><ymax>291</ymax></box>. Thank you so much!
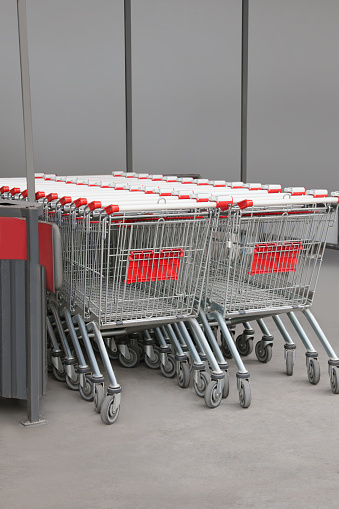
<box><xmin>241</xmin><ymin>0</ymin><xmax>249</xmax><ymax>183</ymax></box>
<box><xmin>17</xmin><ymin>0</ymin><xmax>35</xmax><ymax>201</ymax></box>
<box><xmin>124</xmin><ymin>0</ymin><xmax>133</xmax><ymax>173</ymax></box>
<box><xmin>22</xmin><ymin>206</ymin><xmax>45</xmax><ymax>425</ymax></box>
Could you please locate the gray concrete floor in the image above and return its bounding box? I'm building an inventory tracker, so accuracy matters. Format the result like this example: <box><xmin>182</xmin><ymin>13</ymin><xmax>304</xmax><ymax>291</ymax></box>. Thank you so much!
<box><xmin>1</xmin><ymin>249</ymin><xmax>339</xmax><ymax>509</ymax></box>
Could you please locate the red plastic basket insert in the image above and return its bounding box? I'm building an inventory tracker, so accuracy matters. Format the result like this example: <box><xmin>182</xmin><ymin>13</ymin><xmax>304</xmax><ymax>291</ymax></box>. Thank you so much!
<box><xmin>250</xmin><ymin>242</ymin><xmax>302</xmax><ymax>275</ymax></box>
<box><xmin>126</xmin><ymin>248</ymin><xmax>184</xmax><ymax>284</ymax></box>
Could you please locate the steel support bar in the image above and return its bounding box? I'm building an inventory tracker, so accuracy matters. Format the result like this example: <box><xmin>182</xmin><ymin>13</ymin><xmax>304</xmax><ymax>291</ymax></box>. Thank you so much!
<box><xmin>17</xmin><ymin>0</ymin><xmax>35</xmax><ymax>200</ymax></box>
<box><xmin>303</xmin><ymin>309</ymin><xmax>338</xmax><ymax>360</ymax></box>
<box><xmin>176</xmin><ymin>322</ymin><xmax>204</xmax><ymax>366</ymax></box>
<box><xmin>49</xmin><ymin>302</ymin><xmax>74</xmax><ymax>360</ymax></box>
<box><xmin>154</xmin><ymin>327</ymin><xmax>169</xmax><ymax>349</ymax></box>
<box><xmin>72</xmin><ymin>315</ymin><xmax>103</xmax><ymax>379</ymax></box>
<box><xmin>124</xmin><ymin>0</ymin><xmax>133</xmax><ymax>172</ymax></box>
<box><xmin>172</xmin><ymin>322</ymin><xmax>187</xmax><ymax>348</ymax></box>
<box><xmin>209</xmin><ymin>311</ymin><xmax>249</xmax><ymax>375</ymax></box>
<box><xmin>23</xmin><ymin>207</ymin><xmax>44</xmax><ymax>425</ymax></box>
<box><xmin>185</xmin><ymin>318</ymin><xmax>223</xmax><ymax>375</ymax></box>
<box><xmin>185</xmin><ymin>321</ymin><xmax>205</xmax><ymax>356</ymax></box>
<box><xmin>243</xmin><ymin>322</ymin><xmax>253</xmax><ymax>331</ymax></box>
<box><xmin>46</xmin><ymin>316</ymin><xmax>62</xmax><ymax>352</ymax></box>
<box><xmin>241</xmin><ymin>0</ymin><xmax>249</xmax><ymax>183</ymax></box>
<box><xmin>61</xmin><ymin>308</ymin><xmax>88</xmax><ymax>369</ymax></box>
<box><xmin>164</xmin><ymin>324</ymin><xmax>186</xmax><ymax>358</ymax></box>
<box><xmin>198</xmin><ymin>309</ymin><xmax>227</xmax><ymax>365</ymax></box>
<box><xmin>287</xmin><ymin>312</ymin><xmax>316</xmax><ymax>353</ymax></box>
<box><xmin>257</xmin><ymin>318</ymin><xmax>271</xmax><ymax>337</ymax></box>
<box><xmin>272</xmin><ymin>315</ymin><xmax>295</xmax><ymax>346</ymax></box>
<box><xmin>87</xmin><ymin>321</ymin><xmax>120</xmax><ymax>389</ymax></box>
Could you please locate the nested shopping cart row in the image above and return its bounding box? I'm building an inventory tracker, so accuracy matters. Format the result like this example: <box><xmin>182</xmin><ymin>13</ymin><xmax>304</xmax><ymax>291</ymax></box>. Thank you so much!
<box><xmin>1</xmin><ymin>172</ymin><xmax>339</xmax><ymax>422</ymax></box>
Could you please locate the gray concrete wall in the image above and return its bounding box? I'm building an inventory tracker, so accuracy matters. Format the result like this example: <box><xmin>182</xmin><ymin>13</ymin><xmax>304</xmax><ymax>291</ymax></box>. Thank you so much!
<box><xmin>0</xmin><ymin>1</ymin><xmax>338</xmax><ymax>191</ymax></box>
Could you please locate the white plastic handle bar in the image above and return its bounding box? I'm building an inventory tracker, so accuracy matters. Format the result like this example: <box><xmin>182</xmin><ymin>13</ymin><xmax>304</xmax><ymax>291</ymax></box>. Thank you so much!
<box><xmin>103</xmin><ymin>201</ymin><xmax>219</xmax><ymax>214</ymax></box>
<box><xmin>238</xmin><ymin>196</ymin><xmax>339</xmax><ymax>209</ymax></box>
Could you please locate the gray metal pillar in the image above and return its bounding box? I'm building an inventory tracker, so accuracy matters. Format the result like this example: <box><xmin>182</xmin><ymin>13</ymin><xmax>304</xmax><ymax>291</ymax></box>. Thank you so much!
<box><xmin>124</xmin><ymin>0</ymin><xmax>133</xmax><ymax>173</ymax></box>
<box><xmin>241</xmin><ymin>0</ymin><xmax>249</xmax><ymax>183</ymax></box>
<box><xmin>17</xmin><ymin>0</ymin><xmax>35</xmax><ymax>201</ymax></box>
<box><xmin>22</xmin><ymin>206</ymin><xmax>46</xmax><ymax>425</ymax></box>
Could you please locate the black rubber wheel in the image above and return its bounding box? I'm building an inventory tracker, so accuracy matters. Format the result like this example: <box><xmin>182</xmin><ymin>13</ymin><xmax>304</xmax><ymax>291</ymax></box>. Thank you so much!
<box><xmin>330</xmin><ymin>367</ymin><xmax>339</xmax><ymax>394</ymax></box>
<box><xmin>236</xmin><ymin>334</ymin><xmax>253</xmax><ymax>356</ymax></box>
<box><xmin>100</xmin><ymin>395</ymin><xmax>120</xmax><ymax>425</ymax></box>
<box><xmin>286</xmin><ymin>350</ymin><xmax>294</xmax><ymax>376</ymax></box>
<box><xmin>239</xmin><ymin>379</ymin><xmax>251</xmax><ymax>408</ymax></box>
<box><xmin>193</xmin><ymin>371</ymin><xmax>210</xmax><ymax>398</ymax></box>
<box><xmin>307</xmin><ymin>358</ymin><xmax>320</xmax><ymax>385</ymax></box>
<box><xmin>47</xmin><ymin>348</ymin><xmax>53</xmax><ymax>372</ymax></box>
<box><xmin>79</xmin><ymin>378</ymin><xmax>94</xmax><ymax>402</ymax></box>
<box><xmin>92</xmin><ymin>341</ymin><xmax>100</xmax><ymax>353</ymax></box>
<box><xmin>160</xmin><ymin>354</ymin><xmax>176</xmax><ymax>378</ymax></box>
<box><xmin>204</xmin><ymin>380</ymin><xmax>222</xmax><ymax>408</ymax></box>
<box><xmin>137</xmin><ymin>345</ymin><xmax>145</xmax><ymax>361</ymax></box>
<box><xmin>220</xmin><ymin>339</ymin><xmax>233</xmax><ymax>359</ymax></box>
<box><xmin>52</xmin><ymin>365</ymin><xmax>66</xmax><ymax>382</ymax></box>
<box><xmin>144</xmin><ymin>349</ymin><xmax>161</xmax><ymax>369</ymax></box>
<box><xmin>65</xmin><ymin>374</ymin><xmax>79</xmax><ymax>391</ymax></box>
<box><xmin>177</xmin><ymin>362</ymin><xmax>190</xmax><ymax>388</ymax></box>
<box><xmin>105</xmin><ymin>340</ymin><xmax>119</xmax><ymax>361</ymax></box>
<box><xmin>222</xmin><ymin>371</ymin><xmax>230</xmax><ymax>399</ymax></box>
<box><xmin>255</xmin><ymin>341</ymin><xmax>273</xmax><ymax>363</ymax></box>
<box><xmin>94</xmin><ymin>384</ymin><xmax>104</xmax><ymax>413</ymax></box>
<box><xmin>119</xmin><ymin>345</ymin><xmax>140</xmax><ymax>368</ymax></box>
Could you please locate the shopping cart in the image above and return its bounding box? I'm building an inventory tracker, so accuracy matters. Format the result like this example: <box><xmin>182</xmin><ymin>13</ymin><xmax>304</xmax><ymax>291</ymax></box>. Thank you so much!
<box><xmin>200</xmin><ymin>192</ymin><xmax>339</xmax><ymax>402</ymax></box>
<box><xmin>43</xmin><ymin>189</ymin><xmax>232</xmax><ymax>410</ymax></box>
<box><xmin>5</xmin><ymin>174</ymin><xmax>338</xmax><ymax>407</ymax></box>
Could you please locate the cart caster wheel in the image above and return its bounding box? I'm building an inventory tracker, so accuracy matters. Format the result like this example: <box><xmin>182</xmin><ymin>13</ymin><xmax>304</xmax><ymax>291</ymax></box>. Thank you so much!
<box><xmin>255</xmin><ymin>341</ymin><xmax>272</xmax><ymax>363</ymax></box>
<box><xmin>222</xmin><ymin>371</ymin><xmax>230</xmax><ymax>399</ymax></box>
<box><xmin>144</xmin><ymin>349</ymin><xmax>160</xmax><ymax>369</ymax></box>
<box><xmin>65</xmin><ymin>374</ymin><xmax>79</xmax><ymax>391</ymax></box>
<box><xmin>306</xmin><ymin>358</ymin><xmax>320</xmax><ymax>385</ymax></box>
<box><xmin>286</xmin><ymin>350</ymin><xmax>294</xmax><ymax>376</ymax></box>
<box><xmin>221</xmin><ymin>340</ymin><xmax>233</xmax><ymax>359</ymax></box>
<box><xmin>94</xmin><ymin>384</ymin><xmax>105</xmax><ymax>413</ymax></box>
<box><xmin>118</xmin><ymin>345</ymin><xmax>140</xmax><ymax>368</ymax></box>
<box><xmin>47</xmin><ymin>348</ymin><xmax>53</xmax><ymax>372</ymax></box>
<box><xmin>105</xmin><ymin>343</ymin><xmax>119</xmax><ymax>361</ymax></box>
<box><xmin>330</xmin><ymin>367</ymin><xmax>339</xmax><ymax>394</ymax></box>
<box><xmin>160</xmin><ymin>354</ymin><xmax>176</xmax><ymax>378</ymax></box>
<box><xmin>100</xmin><ymin>395</ymin><xmax>120</xmax><ymax>425</ymax></box>
<box><xmin>177</xmin><ymin>362</ymin><xmax>190</xmax><ymax>388</ymax></box>
<box><xmin>79</xmin><ymin>378</ymin><xmax>94</xmax><ymax>402</ymax></box>
<box><xmin>52</xmin><ymin>366</ymin><xmax>66</xmax><ymax>382</ymax></box>
<box><xmin>137</xmin><ymin>345</ymin><xmax>145</xmax><ymax>361</ymax></box>
<box><xmin>186</xmin><ymin>353</ymin><xmax>193</xmax><ymax>372</ymax></box>
<box><xmin>236</xmin><ymin>334</ymin><xmax>253</xmax><ymax>356</ymax></box>
<box><xmin>204</xmin><ymin>380</ymin><xmax>222</xmax><ymax>408</ymax></box>
<box><xmin>92</xmin><ymin>341</ymin><xmax>100</xmax><ymax>353</ymax></box>
<box><xmin>238</xmin><ymin>379</ymin><xmax>251</xmax><ymax>408</ymax></box>
<box><xmin>193</xmin><ymin>371</ymin><xmax>210</xmax><ymax>398</ymax></box>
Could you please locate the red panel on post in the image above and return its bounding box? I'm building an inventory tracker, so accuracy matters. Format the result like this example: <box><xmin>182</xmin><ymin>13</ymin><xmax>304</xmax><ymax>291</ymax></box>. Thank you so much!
<box><xmin>0</xmin><ymin>218</ymin><xmax>55</xmax><ymax>292</ymax></box>
<box><xmin>250</xmin><ymin>242</ymin><xmax>302</xmax><ymax>275</ymax></box>
<box><xmin>126</xmin><ymin>248</ymin><xmax>184</xmax><ymax>284</ymax></box>
<box><xmin>0</xmin><ymin>218</ymin><xmax>27</xmax><ymax>259</ymax></box>
<box><xmin>38</xmin><ymin>222</ymin><xmax>55</xmax><ymax>293</ymax></box>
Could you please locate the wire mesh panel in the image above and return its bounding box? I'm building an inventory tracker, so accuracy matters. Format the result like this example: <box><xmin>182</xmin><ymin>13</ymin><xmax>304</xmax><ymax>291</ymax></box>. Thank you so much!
<box><xmin>55</xmin><ymin>208</ymin><xmax>214</xmax><ymax>327</ymax></box>
<box><xmin>205</xmin><ymin>204</ymin><xmax>336</xmax><ymax>317</ymax></box>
